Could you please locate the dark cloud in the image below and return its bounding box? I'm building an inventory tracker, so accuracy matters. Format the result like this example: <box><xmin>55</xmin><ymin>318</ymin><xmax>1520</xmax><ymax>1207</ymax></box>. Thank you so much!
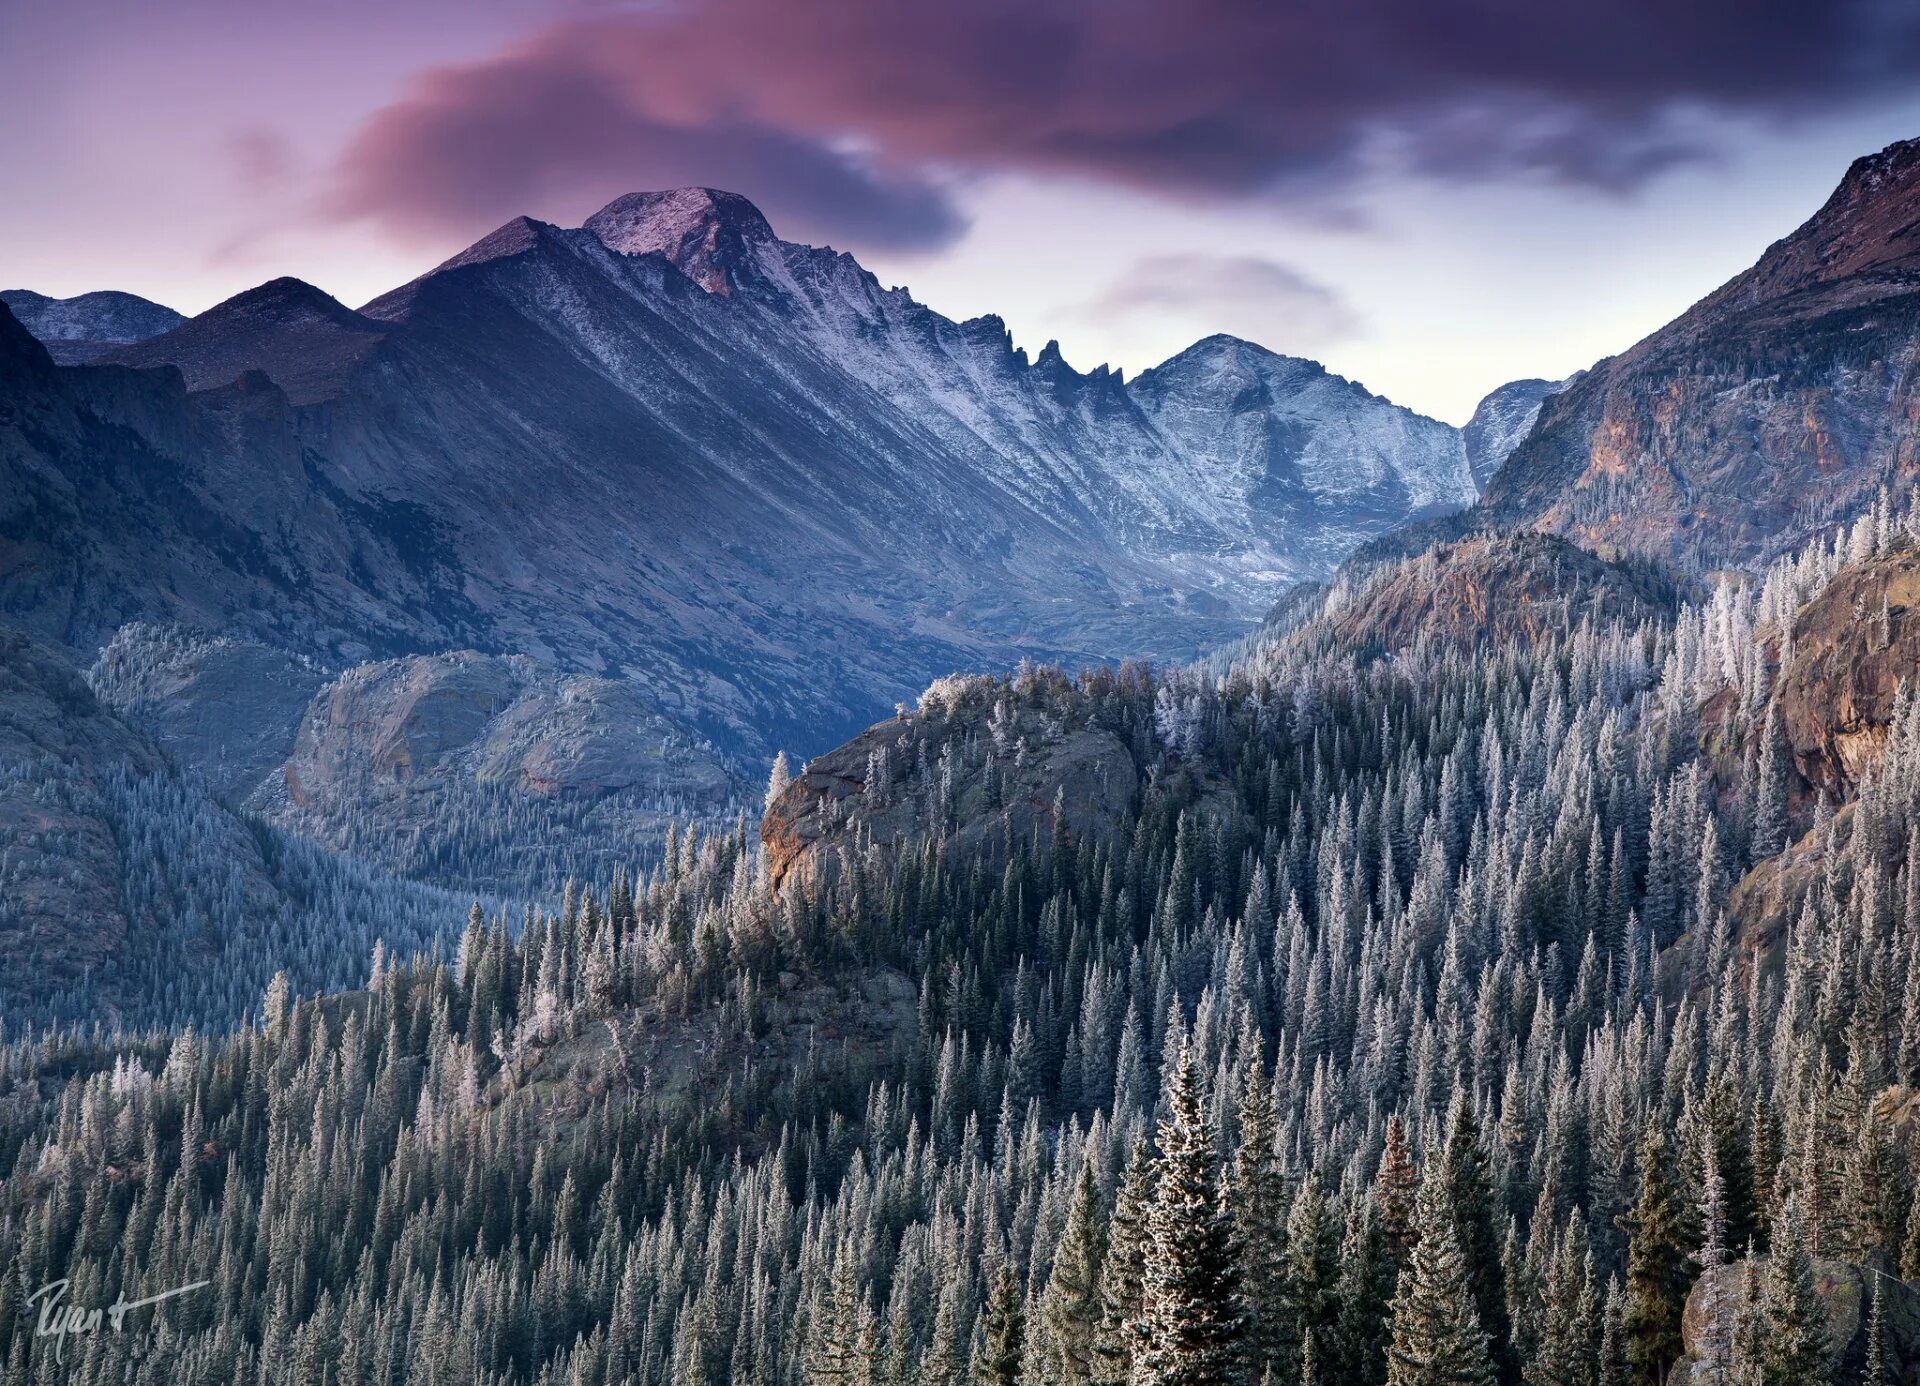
<box><xmin>329</xmin><ymin>0</ymin><xmax>1920</xmax><ymax>245</ymax></box>
<box><xmin>326</xmin><ymin>34</ymin><xmax>966</xmax><ymax>251</ymax></box>
<box><xmin>1069</xmin><ymin>255</ymin><xmax>1362</xmax><ymax>357</ymax></box>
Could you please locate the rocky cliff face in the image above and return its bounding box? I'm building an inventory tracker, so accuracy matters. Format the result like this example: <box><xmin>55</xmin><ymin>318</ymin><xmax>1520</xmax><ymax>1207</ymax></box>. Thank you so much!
<box><xmin>1461</xmin><ymin>375</ymin><xmax>1574</xmax><ymax>490</ymax></box>
<box><xmin>761</xmin><ymin>665</ymin><xmax>1235</xmax><ymax>893</ymax></box>
<box><xmin>0</xmin><ymin>623</ymin><xmax>469</xmax><ymax>1025</ymax></box>
<box><xmin>1476</xmin><ymin>138</ymin><xmax>1920</xmax><ymax>565</ymax></box>
<box><xmin>253</xmin><ymin>651</ymin><xmax>736</xmax><ymax>893</ymax></box>
<box><xmin>1320</xmin><ymin>532</ymin><xmax>1669</xmax><ymax>656</ymax></box>
<box><xmin>1774</xmin><ymin>546</ymin><xmax>1920</xmax><ymax>801</ymax></box>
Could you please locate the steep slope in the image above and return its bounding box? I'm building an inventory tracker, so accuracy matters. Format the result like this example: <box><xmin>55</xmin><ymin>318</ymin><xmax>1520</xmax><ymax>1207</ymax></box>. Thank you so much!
<box><xmin>0</xmin><ymin>288</ymin><xmax>184</xmax><ymax>363</ymax></box>
<box><xmin>252</xmin><ymin>651</ymin><xmax>736</xmax><ymax>894</ymax></box>
<box><xmin>1480</xmin><ymin>137</ymin><xmax>1920</xmax><ymax>563</ymax></box>
<box><xmin>1319</xmin><ymin>532</ymin><xmax>1669</xmax><ymax>655</ymax></box>
<box><xmin>0</xmin><ymin>623</ymin><xmax>468</xmax><ymax>1026</ymax></box>
<box><xmin>104</xmin><ymin>277</ymin><xmax>389</xmax><ymax>404</ymax></box>
<box><xmin>1461</xmin><ymin>375</ymin><xmax>1574</xmax><ymax>489</ymax></box>
<box><xmin>3</xmin><ymin>189</ymin><xmax>1472</xmax><ymax>768</ymax></box>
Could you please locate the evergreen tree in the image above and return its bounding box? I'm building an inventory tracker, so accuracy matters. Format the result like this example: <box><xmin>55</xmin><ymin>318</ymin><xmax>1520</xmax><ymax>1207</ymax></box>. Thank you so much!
<box><xmin>1621</xmin><ymin>1124</ymin><xmax>1693</xmax><ymax>1386</ymax></box>
<box><xmin>1386</xmin><ymin>1171</ymin><xmax>1496</xmax><ymax>1386</ymax></box>
<box><xmin>1045</xmin><ymin>1159</ymin><xmax>1109</xmax><ymax>1386</ymax></box>
<box><xmin>1759</xmin><ymin>1204</ymin><xmax>1831</xmax><ymax>1386</ymax></box>
<box><xmin>975</xmin><ymin>1265</ymin><xmax>1025</xmax><ymax>1386</ymax></box>
<box><xmin>1441</xmin><ymin>1096</ymin><xmax>1520</xmax><ymax>1386</ymax></box>
<box><xmin>1232</xmin><ymin>1052</ymin><xmax>1289</xmax><ymax>1379</ymax></box>
<box><xmin>1132</xmin><ymin>1041</ymin><xmax>1245</xmax><ymax>1385</ymax></box>
<box><xmin>1097</xmin><ymin>1141</ymin><xmax>1157</xmax><ymax>1386</ymax></box>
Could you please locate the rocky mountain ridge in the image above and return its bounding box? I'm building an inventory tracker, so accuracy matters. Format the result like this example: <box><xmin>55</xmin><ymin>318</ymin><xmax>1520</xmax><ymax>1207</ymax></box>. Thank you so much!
<box><xmin>1473</xmin><ymin>137</ymin><xmax>1920</xmax><ymax>565</ymax></box>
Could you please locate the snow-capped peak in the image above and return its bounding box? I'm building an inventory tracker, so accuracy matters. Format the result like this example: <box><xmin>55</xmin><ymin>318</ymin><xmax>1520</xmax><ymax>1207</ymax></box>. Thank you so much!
<box><xmin>583</xmin><ymin>188</ymin><xmax>776</xmax><ymax>295</ymax></box>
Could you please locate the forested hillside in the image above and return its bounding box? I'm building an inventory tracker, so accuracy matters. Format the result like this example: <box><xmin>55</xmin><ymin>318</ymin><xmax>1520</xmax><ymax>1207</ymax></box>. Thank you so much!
<box><xmin>8</xmin><ymin>503</ymin><xmax>1920</xmax><ymax>1383</ymax></box>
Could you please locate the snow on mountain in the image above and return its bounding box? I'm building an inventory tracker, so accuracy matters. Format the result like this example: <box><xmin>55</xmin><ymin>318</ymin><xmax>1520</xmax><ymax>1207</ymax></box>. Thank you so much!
<box><xmin>1462</xmin><ymin>374</ymin><xmax>1578</xmax><ymax>490</ymax></box>
<box><xmin>1</xmin><ymin>288</ymin><xmax>185</xmax><ymax>363</ymax></box>
<box><xmin>3</xmin><ymin>188</ymin><xmax>1480</xmax><ymax>769</ymax></box>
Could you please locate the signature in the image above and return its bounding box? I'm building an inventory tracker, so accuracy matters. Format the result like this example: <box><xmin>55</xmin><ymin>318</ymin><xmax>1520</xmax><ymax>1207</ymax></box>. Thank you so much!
<box><xmin>24</xmin><ymin>1277</ymin><xmax>210</xmax><ymax>1364</ymax></box>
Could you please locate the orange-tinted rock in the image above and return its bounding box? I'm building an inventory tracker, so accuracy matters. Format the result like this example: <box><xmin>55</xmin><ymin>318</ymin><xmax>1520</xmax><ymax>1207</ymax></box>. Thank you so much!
<box><xmin>1775</xmin><ymin>547</ymin><xmax>1920</xmax><ymax>800</ymax></box>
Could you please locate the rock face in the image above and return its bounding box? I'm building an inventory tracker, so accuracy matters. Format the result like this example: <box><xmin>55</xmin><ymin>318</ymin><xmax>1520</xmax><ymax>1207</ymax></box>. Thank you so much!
<box><xmin>1677</xmin><ymin>1257</ymin><xmax>1920</xmax><ymax>1385</ymax></box>
<box><xmin>87</xmin><ymin>623</ymin><xmax>325</xmax><ymax>801</ymax></box>
<box><xmin>255</xmin><ymin>652</ymin><xmax>736</xmax><ymax>893</ymax></box>
<box><xmin>0</xmin><ymin>623</ymin><xmax>467</xmax><ymax>1027</ymax></box>
<box><xmin>1</xmin><ymin>187</ymin><xmax>1473</xmax><ymax>777</ymax></box>
<box><xmin>1774</xmin><ymin>546</ymin><xmax>1920</xmax><ymax>801</ymax></box>
<box><xmin>1461</xmin><ymin>375</ymin><xmax>1574</xmax><ymax>490</ymax></box>
<box><xmin>1321</xmin><ymin>533</ymin><xmax>1669</xmax><ymax>656</ymax></box>
<box><xmin>0</xmin><ymin>624</ymin><xmax>172</xmax><ymax>1011</ymax></box>
<box><xmin>1471</xmin><ymin>138</ymin><xmax>1920</xmax><ymax>566</ymax></box>
<box><xmin>0</xmin><ymin>288</ymin><xmax>184</xmax><ymax>363</ymax></box>
<box><xmin>761</xmin><ymin>666</ymin><xmax>1236</xmax><ymax>893</ymax></box>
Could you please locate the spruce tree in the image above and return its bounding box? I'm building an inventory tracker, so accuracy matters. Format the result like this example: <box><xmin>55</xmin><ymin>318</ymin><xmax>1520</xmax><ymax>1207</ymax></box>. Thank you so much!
<box><xmin>1233</xmin><ymin>1052</ymin><xmax>1289</xmax><ymax>1379</ymax></box>
<box><xmin>1097</xmin><ymin>1140</ymin><xmax>1157</xmax><ymax>1386</ymax></box>
<box><xmin>976</xmin><ymin>1265</ymin><xmax>1025</xmax><ymax>1386</ymax></box>
<box><xmin>1045</xmin><ymin>1159</ymin><xmax>1109</xmax><ymax>1386</ymax></box>
<box><xmin>1621</xmin><ymin>1124</ymin><xmax>1693</xmax><ymax>1386</ymax></box>
<box><xmin>1132</xmin><ymin>1041</ymin><xmax>1245</xmax><ymax>1385</ymax></box>
<box><xmin>1759</xmin><ymin>1204</ymin><xmax>1830</xmax><ymax>1386</ymax></box>
<box><xmin>1441</xmin><ymin>1096</ymin><xmax>1520</xmax><ymax>1386</ymax></box>
<box><xmin>1386</xmin><ymin>1170</ymin><xmax>1497</xmax><ymax>1386</ymax></box>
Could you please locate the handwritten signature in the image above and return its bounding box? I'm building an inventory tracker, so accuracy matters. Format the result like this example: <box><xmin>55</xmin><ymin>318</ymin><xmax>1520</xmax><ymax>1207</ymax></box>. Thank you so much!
<box><xmin>24</xmin><ymin>1278</ymin><xmax>210</xmax><ymax>1364</ymax></box>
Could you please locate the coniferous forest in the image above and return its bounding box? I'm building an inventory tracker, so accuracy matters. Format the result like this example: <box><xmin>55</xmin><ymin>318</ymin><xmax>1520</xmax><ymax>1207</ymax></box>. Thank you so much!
<box><xmin>11</xmin><ymin>504</ymin><xmax>1920</xmax><ymax>1384</ymax></box>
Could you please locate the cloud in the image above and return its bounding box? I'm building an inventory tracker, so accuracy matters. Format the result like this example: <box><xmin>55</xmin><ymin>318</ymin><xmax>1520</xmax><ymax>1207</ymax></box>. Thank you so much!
<box><xmin>327</xmin><ymin>0</ymin><xmax>1920</xmax><ymax>247</ymax></box>
<box><xmin>325</xmin><ymin>26</ymin><xmax>966</xmax><ymax>252</ymax></box>
<box><xmin>1065</xmin><ymin>255</ymin><xmax>1362</xmax><ymax>363</ymax></box>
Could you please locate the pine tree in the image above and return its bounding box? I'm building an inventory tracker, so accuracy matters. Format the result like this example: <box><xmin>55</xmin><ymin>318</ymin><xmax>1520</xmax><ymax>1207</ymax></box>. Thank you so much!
<box><xmin>1527</xmin><ymin>1216</ymin><xmax>1600</xmax><ymax>1386</ymax></box>
<box><xmin>1621</xmin><ymin>1124</ymin><xmax>1693</xmax><ymax>1386</ymax></box>
<box><xmin>1132</xmin><ymin>1041</ymin><xmax>1245</xmax><ymax>1385</ymax></box>
<box><xmin>1759</xmin><ymin>1204</ymin><xmax>1831</xmax><ymax>1386</ymax></box>
<box><xmin>976</xmin><ymin>1264</ymin><xmax>1025</xmax><ymax>1386</ymax></box>
<box><xmin>1441</xmin><ymin>1097</ymin><xmax>1520</xmax><ymax>1386</ymax></box>
<box><xmin>1097</xmin><ymin>1140</ymin><xmax>1157</xmax><ymax>1386</ymax></box>
<box><xmin>1335</xmin><ymin>1197</ymin><xmax>1397</xmax><ymax>1386</ymax></box>
<box><xmin>1386</xmin><ymin>1170</ymin><xmax>1496</xmax><ymax>1386</ymax></box>
<box><xmin>1378</xmin><ymin>1114</ymin><xmax>1421</xmax><ymax>1271</ymax></box>
<box><xmin>1045</xmin><ymin>1158</ymin><xmax>1110</xmax><ymax>1386</ymax></box>
<box><xmin>1864</xmin><ymin>1277</ymin><xmax>1889</xmax><ymax>1386</ymax></box>
<box><xmin>1232</xmin><ymin>1052</ymin><xmax>1289</xmax><ymax>1379</ymax></box>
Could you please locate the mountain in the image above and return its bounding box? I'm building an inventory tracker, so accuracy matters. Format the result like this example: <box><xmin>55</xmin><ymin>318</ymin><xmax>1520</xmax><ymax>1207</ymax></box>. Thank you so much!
<box><xmin>1461</xmin><ymin>374</ymin><xmax>1574</xmax><ymax>488</ymax></box>
<box><xmin>1</xmin><ymin>287</ymin><xmax>185</xmax><ymax>363</ymax></box>
<box><xmin>1476</xmin><ymin>137</ymin><xmax>1920</xmax><ymax>564</ymax></box>
<box><xmin>0</xmin><ymin>622</ymin><xmax>467</xmax><ymax>1026</ymax></box>
<box><xmin>3</xmin><ymin>188</ymin><xmax>1472</xmax><ymax>775</ymax></box>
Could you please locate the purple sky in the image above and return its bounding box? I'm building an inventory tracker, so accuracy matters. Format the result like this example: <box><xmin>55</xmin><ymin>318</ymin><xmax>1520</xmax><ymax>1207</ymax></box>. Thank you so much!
<box><xmin>7</xmin><ymin>0</ymin><xmax>1920</xmax><ymax>421</ymax></box>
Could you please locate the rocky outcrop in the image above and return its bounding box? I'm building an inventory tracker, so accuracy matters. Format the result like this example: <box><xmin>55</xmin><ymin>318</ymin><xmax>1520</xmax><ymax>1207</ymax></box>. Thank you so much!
<box><xmin>1321</xmin><ymin>533</ymin><xmax>1670</xmax><ymax>656</ymax></box>
<box><xmin>255</xmin><ymin>651</ymin><xmax>737</xmax><ymax>892</ymax></box>
<box><xmin>88</xmin><ymin>622</ymin><xmax>325</xmax><ymax>800</ymax></box>
<box><xmin>762</xmin><ymin>668</ymin><xmax>1233</xmax><ymax>893</ymax></box>
<box><xmin>1676</xmin><ymin>1257</ymin><xmax>1920</xmax><ymax>1385</ymax></box>
<box><xmin>502</xmin><ymin>966</ymin><xmax>918</xmax><ymax>1136</ymax></box>
<box><xmin>1475</xmin><ymin>138</ymin><xmax>1920</xmax><ymax>567</ymax></box>
<box><xmin>1775</xmin><ymin>546</ymin><xmax>1920</xmax><ymax>801</ymax></box>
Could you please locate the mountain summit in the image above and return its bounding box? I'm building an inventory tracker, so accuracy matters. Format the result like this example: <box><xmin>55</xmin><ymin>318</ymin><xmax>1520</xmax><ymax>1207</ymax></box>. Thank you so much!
<box><xmin>584</xmin><ymin>187</ymin><xmax>778</xmax><ymax>294</ymax></box>
<box><xmin>0</xmin><ymin>184</ymin><xmax>1474</xmax><ymax>774</ymax></box>
<box><xmin>1465</xmin><ymin>136</ymin><xmax>1920</xmax><ymax>565</ymax></box>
